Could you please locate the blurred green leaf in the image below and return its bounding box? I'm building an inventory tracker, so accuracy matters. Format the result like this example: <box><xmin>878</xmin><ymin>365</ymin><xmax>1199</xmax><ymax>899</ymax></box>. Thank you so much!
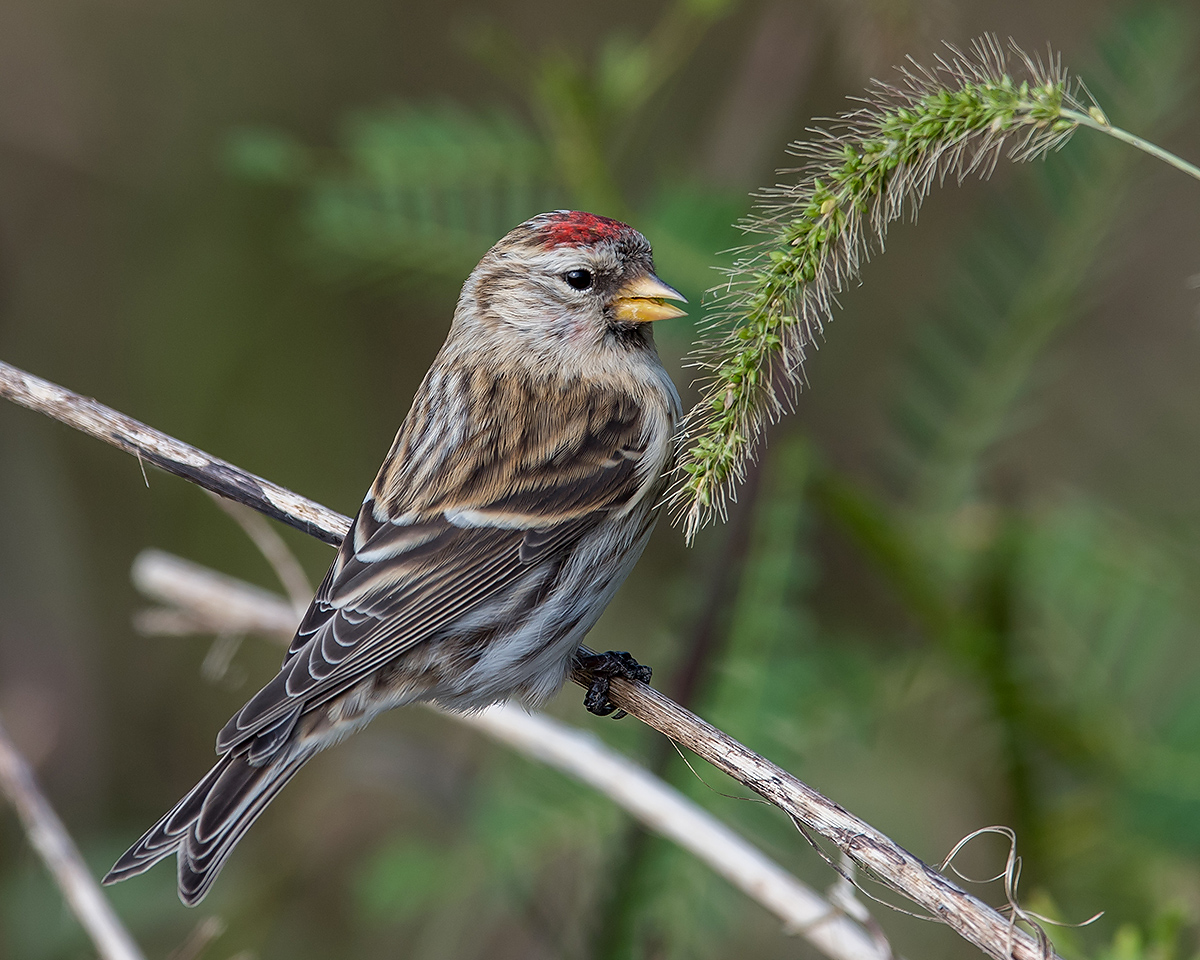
<box><xmin>222</xmin><ymin>128</ymin><xmax>312</xmax><ymax>184</ymax></box>
<box><xmin>354</xmin><ymin>836</ymin><xmax>459</xmax><ymax>921</ymax></box>
<box><xmin>227</xmin><ymin>103</ymin><xmax>563</xmax><ymax>288</ymax></box>
<box><xmin>596</xmin><ymin>34</ymin><xmax>655</xmax><ymax>114</ymax></box>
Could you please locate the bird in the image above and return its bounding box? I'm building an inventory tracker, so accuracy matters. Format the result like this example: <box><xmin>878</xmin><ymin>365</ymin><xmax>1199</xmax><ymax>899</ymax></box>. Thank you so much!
<box><xmin>103</xmin><ymin>210</ymin><xmax>686</xmax><ymax>905</ymax></box>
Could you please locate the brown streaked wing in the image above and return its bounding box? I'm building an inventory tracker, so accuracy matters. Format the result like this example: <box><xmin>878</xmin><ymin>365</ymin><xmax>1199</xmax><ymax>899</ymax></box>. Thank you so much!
<box><xmin>215</xmin><ymin>390</ymin><xmax>652</xmax><ymax>755</ymax></box>
<box><xmin>376</xmin><ymin>371</ymin><xmax>647</xmax><ymax>519</ymax></box>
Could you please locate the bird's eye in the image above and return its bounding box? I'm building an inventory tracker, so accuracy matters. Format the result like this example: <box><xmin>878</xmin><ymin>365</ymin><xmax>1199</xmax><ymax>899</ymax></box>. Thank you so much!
<box><xmin>563</xmin><ymin>269</ymin><xmax>593</xmax><ymax>291</ymax></box>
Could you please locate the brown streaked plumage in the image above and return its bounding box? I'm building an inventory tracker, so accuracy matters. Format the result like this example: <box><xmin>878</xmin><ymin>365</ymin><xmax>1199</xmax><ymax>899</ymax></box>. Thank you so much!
<box><xmin>103</xmin><ymin>211</ymin><xmax>684</xmax><ymax>905</ymax></box>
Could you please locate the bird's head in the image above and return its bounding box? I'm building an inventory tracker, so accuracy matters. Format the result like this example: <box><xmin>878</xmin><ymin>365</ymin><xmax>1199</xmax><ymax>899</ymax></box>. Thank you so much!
<box><xmin>452</xmin><ymin>211</ymin><xmax>687</xmax><ymax>363</ymax></box>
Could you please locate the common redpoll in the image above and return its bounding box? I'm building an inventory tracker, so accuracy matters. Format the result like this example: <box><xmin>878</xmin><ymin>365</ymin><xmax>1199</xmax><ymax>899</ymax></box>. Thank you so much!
<box><xmin>103</xmin><ymin>211</ymin><xmax>685</xmax><ymax>905</ymax></box>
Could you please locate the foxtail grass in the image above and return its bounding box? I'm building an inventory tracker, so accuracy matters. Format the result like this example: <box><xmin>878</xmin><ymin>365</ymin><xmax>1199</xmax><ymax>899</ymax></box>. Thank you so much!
<box><xmin>673</xmin><ymin>35</ymin><xmax>1200</xmax><ymax>540</ymax></box>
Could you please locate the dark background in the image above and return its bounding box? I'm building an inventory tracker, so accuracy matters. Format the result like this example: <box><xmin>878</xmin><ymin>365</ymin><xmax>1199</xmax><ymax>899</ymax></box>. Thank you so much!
<box><xmin>2</xmin><ymin>1</ymin><xmax>1200</xmax><ymax>958</ymax></box>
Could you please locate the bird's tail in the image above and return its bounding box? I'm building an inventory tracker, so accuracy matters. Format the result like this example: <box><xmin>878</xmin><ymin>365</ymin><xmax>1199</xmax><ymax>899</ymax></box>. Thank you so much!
<box><xmin>103</xmin><ymin>750</ymin><xmax>307</xmax><ymax>905</ymax></box>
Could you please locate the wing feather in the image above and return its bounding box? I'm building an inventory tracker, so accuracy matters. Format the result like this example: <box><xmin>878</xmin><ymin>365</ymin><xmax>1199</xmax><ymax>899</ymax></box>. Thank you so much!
<box><xmin>216</xmin><ymin>377</ymin><xmax>664</xmax><ymax>756</ymax></box>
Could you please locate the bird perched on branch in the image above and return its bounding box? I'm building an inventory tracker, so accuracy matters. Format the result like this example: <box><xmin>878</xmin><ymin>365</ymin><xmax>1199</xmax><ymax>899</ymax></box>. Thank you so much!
<box><xmin>103</xmin><ymin>211</ymin><xmax>685</xmax><ymax>905</ymax></box>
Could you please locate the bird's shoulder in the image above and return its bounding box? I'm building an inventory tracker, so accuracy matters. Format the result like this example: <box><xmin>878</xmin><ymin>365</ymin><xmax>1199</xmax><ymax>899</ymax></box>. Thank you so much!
<box><xmin>371</xmin><ymin>362</ymin><xmax>676</xmax><ymax>524</ymax></box>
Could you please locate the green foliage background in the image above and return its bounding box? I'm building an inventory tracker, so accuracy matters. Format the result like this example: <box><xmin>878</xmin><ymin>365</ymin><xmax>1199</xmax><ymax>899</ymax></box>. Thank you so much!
<box><xmin>1</xmin><ymin>1</ymin><xmax>1199</xmax><ymax>959</ymax></box>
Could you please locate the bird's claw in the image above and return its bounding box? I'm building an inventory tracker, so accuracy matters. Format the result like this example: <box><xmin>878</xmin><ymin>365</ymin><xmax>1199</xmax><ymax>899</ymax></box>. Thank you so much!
<box><xmin>576</xmin><ymin>650</ymin><xmax>652</xmax><ymax>719</ymax></box>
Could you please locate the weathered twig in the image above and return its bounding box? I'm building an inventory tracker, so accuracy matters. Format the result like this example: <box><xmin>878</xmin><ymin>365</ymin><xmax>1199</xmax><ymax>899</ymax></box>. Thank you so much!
<box><xmin>466</xmin><ymin>703</ymin><xmax>891</xmax><ymax>956</ymax></box>
<box><xmin>0</xmin><ymin>360</ymin><xmax>349</xmax><ymax>546</ymax></box>
<box><xmin>132</xmin><ymin>549</ymin><xmax>303</xmax><ymax>638</ymax></box>
<box><xmin>0</xmin><ymin>358</ymin><xmax>1057</xmax><ymax>960</ymax></box>
<box><xmin>207</xmin><ymin>494</ymin><xmax>313</xmax><ymax>614</ymax></box>
<box><xmin>132</xmin><ymin>546</ymin><xmax>890</xmax><ymax>960</ymax></box>
<box><xmin>0</xmin><ymin>717</ymin><xmax>146</xmax><ymax>960</ymax></box>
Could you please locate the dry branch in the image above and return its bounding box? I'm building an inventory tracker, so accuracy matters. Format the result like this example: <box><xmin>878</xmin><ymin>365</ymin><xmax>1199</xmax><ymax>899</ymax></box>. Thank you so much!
<box><xmin>0</xmin><ymin>358</ymin><xmax>1057</xmax><ymax>960</ymax></box>
<box><xmin>0</xmin><ymin>717</ymin><xmax>146</xmax><ymax>960</ymax></box>
<box><xmin>0</xmin><ymin>360</ymin><xmax>349</xmax><ymax>546</ymax></box>
<box><xmin>132</xmin><ymin>546</ymin><xmax>890</xmax><ymax>960</ymax></box>
<box><xmin>464</xmin><ymin>704</ymin><xmax>890</xmax><ymax>956</ymax></box>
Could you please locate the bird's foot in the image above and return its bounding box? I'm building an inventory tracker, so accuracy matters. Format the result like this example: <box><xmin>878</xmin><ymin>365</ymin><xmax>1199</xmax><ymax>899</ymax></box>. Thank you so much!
<box><xmin>576</xmin><ymin>650</ymin><xmax>652</xmax><ymax>719</ymax></box>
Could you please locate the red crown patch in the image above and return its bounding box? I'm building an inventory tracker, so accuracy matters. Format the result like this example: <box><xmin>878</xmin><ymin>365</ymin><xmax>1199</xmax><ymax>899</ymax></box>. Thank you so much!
<box><xmin>538</xmin><ymin>211</ymin><xmax>628</xmax><ymax>248</ymax></box>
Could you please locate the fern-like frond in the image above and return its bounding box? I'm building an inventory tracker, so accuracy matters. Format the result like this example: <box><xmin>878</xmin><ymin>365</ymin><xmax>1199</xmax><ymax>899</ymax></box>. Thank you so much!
<box><xmin>1016</xmin><ymin>499</ymin><xmax>1200</xmax><ymax>861</ymax></box>
<box><xmin>887</xmin><ymin>8</ymin><xmax>1194</xmax><ymax>519</ymax></box>
<box><xmin>227</xmin><ymin>104</ymin><xmax>564</xmax><ymax>286</ymax></box>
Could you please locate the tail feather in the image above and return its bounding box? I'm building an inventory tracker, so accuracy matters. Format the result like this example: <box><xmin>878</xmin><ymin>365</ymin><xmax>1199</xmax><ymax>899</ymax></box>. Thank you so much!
<box><xmin>103</xmin><ymin>751</ymin><xmax>308</xmax><ymax>906</ymax></box>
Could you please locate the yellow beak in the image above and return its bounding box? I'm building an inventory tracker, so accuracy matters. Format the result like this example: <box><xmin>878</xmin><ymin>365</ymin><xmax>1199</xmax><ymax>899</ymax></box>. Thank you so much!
<box><xmin>612</xmin><ymin>273</ymin><xmax>688</xmax><ymax>323</ymax></box>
